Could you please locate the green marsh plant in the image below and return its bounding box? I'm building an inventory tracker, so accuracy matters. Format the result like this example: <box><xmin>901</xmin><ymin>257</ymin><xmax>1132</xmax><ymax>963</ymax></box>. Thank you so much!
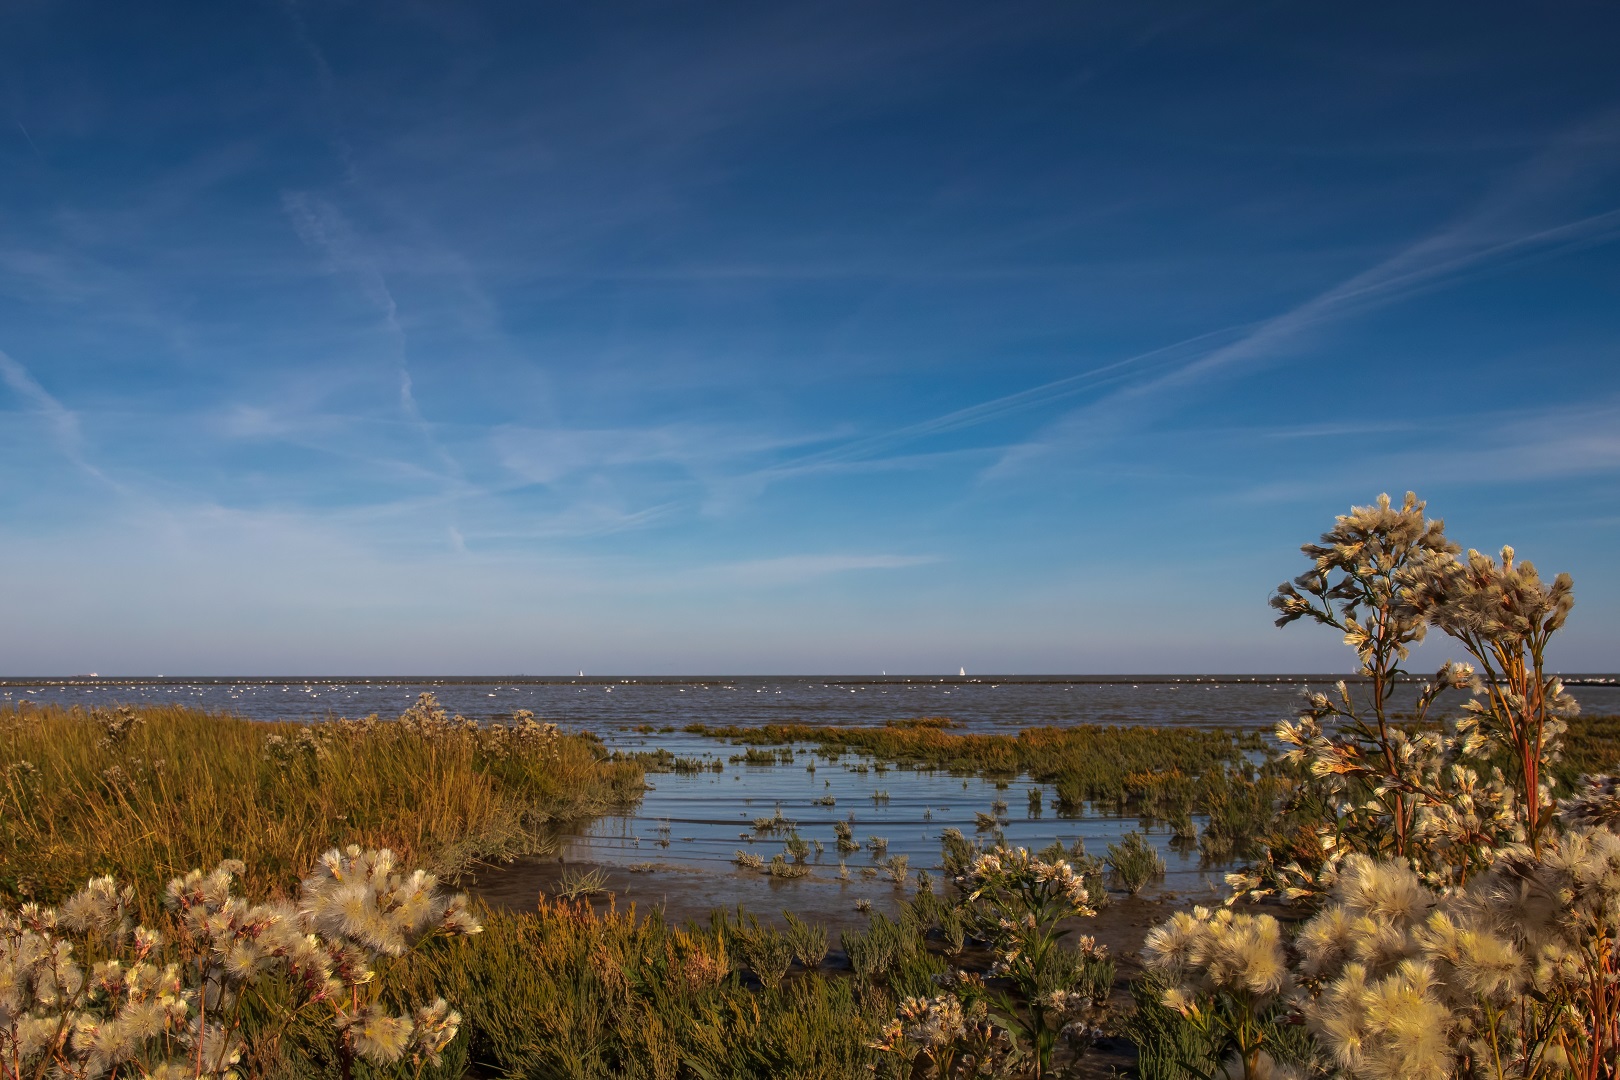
<box><xmin>551</xmin><ymin>866</ymin><xmax>610</xmax><ymax>901</ymax></box>
<box><xmin>1107</xmin><ymin>830</ymin><xmax>1166</xmax><ymax>896</ymax></box>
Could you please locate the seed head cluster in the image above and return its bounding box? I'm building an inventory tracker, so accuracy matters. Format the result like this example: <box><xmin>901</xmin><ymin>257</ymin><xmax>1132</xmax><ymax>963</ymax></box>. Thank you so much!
<box><xmin>956</xmin><ymin>846</ymin><xmax>1096</xmax><ymax>917</ymax></box>
<box><xmin>868</xmin><ymin>992</ymin><xmax>1016</xmax><ymax>1076</ymax></box>
<box><xmin>1147</xmin><ymin>493</ymin><xmax>1620</xmax><ymax>1080</ymax></box>
<box><xmin>0</xmin><ymin>847</ymin><xmax>479</xmax><ymax>1079</ymax></box>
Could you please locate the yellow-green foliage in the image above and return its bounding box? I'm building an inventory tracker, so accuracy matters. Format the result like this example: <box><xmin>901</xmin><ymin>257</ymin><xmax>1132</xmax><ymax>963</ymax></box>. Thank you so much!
<box><xmin>1555</xmin><ymin>713</ymin><xmax>1620</xmax><ymax>787</ymax></box>
<box><xmin>685</xmin><ymin>721</ymin><xmax>1264</xmax><ymax>799</ymax></box>
<box><xmin>684</xmin><ymin>720</ymin><xmax>1286</xmax><ymax>855</ymax></box>
<box><xmin>391</xmin><ymin>899</ymin><xmax>888</xmax><ymax>1079</ymax></box>
<box><xmin>0</xmin><ymin>701</ymin><xmax>643</xmax><ymax>911</ymax></box>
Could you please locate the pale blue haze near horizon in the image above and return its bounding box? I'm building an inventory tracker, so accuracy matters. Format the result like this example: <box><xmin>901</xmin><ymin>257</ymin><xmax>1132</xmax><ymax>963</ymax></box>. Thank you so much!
<box><xmin>1</xmin><ymin>3</ymin><xmax>1618</xmax><ymax>676</ymax></box>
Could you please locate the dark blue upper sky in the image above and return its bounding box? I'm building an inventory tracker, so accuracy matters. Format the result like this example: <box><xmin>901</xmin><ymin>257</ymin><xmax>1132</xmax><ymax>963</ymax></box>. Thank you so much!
<box><xmin>2</xmin><ymin>2</ymin><xmax>1617</xmax><ymax>674</ymax></box>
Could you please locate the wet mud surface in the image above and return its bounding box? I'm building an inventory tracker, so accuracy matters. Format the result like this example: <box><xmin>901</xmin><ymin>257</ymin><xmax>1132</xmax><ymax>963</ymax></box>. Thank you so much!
<box><xmin>471</xmin><ymin>853</ymin><xmax>1184</xmax><ymax>959</ymax></box>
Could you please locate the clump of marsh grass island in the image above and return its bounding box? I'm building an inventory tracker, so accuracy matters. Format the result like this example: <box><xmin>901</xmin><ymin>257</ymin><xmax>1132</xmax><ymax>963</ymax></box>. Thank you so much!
<box><xmin>0</xmin><ymin>847</ymin><xmax>478</xmax><ymax>1080</ymax></box>
<box><xmin>679</xmin><ymin>718</ymin><xmax>1275</xmax><ymax>851</ymax></box>
<box><xmin>752</xmin><ymin>804</ymin><xmax>793</xmax><ymax>835</ymax></box>
<box><xmin>1106</xmin><ymin>830</ymin><xmax>1166</xmax><ymax>896</ymax></box>
<box><xmin>884</xmin><ymin>854</ymin><xmax>911</xmax><ymax>888</ymax></box>
<box><xmin>833</xmin><ymin>819</ymin><xmax>860</xmax><ymax>854</ymax></box>
<box><xmin>552</xmin><ymin>866</ymin><xmax>610</xmax><ymax>900</ymax></box>
<box><xmin>0</xmin><ymin>694</ymin><xmax>643</xmax><ymax>911</ymax></box>
<box><xmin>767</xmin><ymin>854</ymin><xmax>810</xmax><ymax>879</ymax></box>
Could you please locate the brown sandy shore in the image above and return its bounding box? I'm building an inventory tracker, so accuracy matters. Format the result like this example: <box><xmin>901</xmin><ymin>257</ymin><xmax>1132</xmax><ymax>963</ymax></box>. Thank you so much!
<box><xmin>466</xmin><ymin>856</ymin><xmax>1221</xmax><ymax>1078</ymax></box>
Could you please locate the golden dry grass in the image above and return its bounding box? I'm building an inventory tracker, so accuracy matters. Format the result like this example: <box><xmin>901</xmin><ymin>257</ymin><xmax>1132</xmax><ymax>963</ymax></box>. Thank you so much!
<box><xmin>0</xmin><ymin>701</ymin><xmax>643</xmax><ymax>912</ymax></box>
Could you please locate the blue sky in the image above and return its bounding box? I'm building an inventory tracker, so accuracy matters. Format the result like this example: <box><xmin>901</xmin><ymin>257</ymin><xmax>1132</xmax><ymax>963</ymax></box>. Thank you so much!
<box><xmin>2</xmin><ymin>2</ymin><xmax>1618</xmax><ymax>675</ymax></box>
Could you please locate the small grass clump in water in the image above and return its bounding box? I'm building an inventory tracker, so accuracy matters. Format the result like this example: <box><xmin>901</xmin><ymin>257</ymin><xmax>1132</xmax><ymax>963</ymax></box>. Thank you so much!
<box><xmin>553</xmin><ymin>865</ymin><xmax>611</xmax><ymax>900</ymax></box>
<box><xmin>0</xmin><ymin>694</ymin><xmax>643</xmax><ymax>910</ymax></box>
<box><xmin>1106</xmin><ymin>830</ymin><xmax>1166</xmax><ymax>895</ymax></box>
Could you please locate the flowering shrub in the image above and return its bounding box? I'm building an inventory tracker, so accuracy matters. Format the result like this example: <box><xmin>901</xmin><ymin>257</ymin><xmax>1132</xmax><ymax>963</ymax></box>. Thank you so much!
<box><xmin>959</xmin><ymin>847</ymin><xmax>1104</xmax><ymax>1076</ymax></box>
<box><xmin>1142</xmin><ymin>493</ymin><xmax>1619</xmax><ymax>1080</ymax></box>
<box><xmin>0</xmin><ymin>847</ymin><xmax>479</xmax><ymax>1080</ymax></box>
<box><xmin>1278</xmin><ymin>824</ymin><xmax>1620</xmax><ymax>1080</ymax></box>
<box><xmin>870</xmin><ymin>992</ymin><xmax>1018</xmax><ymax>1078</ymax></box>
<box><xmin>1239</xmin><ymin>494</ymin><xmax>1578</xmax><ymax>902</ymax></box>
<box><xmin>1145</xmin><ymin>906</ymin><xmax>1293</xmax><ymax>1080</ymax></box>
<box><xmin>872</xmin><ymin>844</ymin><xmax>1113</xmax><ymax>1075</ymax></box>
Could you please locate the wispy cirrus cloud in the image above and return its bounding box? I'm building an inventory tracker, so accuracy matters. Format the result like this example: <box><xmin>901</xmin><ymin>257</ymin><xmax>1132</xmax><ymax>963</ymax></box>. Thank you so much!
<box><xmin>491</xmin><ymin>422</ymin><xmax>838</xmax><ymax>487</ymax></box>
<box><xmin>1230</xmin><ymin>398</ymin><xmax>1620</xmax><ymax>503</ymax></box>
<box><xmin>976</xmin><ymin>115</ymin><xmax>1620</xmax><ymax>480</ymax></box>
<box><xmin>692</xmin><ymin>553</ymin><xmax>941</xmax><ymax>587</ymax></box>
<box><xmin>0</xmin><ymin>347</ymin><xmax>124</xmax><ymax>492</ymax></box>
<box><xmin>280</xmin><ymin>190</ymin><xmax>472</xmax><ymax>502</ymax></box>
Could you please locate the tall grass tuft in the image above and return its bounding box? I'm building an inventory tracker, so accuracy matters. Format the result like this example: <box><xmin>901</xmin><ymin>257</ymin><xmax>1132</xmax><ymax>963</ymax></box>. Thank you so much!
<box><xmin>1106</xmin><ymin>830</ymin><xmax>1166</xmax><ymax>896</ymax></box>
<box><xmin>782</xmin><ymin>910</ymin><xmax>828</xmax><ymax>969</ymax></box>
<box><xmin>0</xmin><ymin>697</ymin><xmax>643</xmax><ymax>911</ymax></box>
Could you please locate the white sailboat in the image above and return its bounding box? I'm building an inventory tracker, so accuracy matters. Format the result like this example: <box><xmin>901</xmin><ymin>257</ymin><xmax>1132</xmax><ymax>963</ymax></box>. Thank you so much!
<box><xmin>959</xmin><ymin>667</ymin><xmax>966</xmax><ymax>676</ymax></box>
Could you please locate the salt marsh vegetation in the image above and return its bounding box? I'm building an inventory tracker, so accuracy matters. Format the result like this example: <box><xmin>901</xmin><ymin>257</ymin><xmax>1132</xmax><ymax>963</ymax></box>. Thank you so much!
<box><xmin>0</xmin><ymin>694</ymin><xmax>642</xmax><ymax>911</ymax></box>
<box><xmin>677</xmin><ymin>716</ymin><xmax>1289</xmax><ymax>860</ymax></box>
